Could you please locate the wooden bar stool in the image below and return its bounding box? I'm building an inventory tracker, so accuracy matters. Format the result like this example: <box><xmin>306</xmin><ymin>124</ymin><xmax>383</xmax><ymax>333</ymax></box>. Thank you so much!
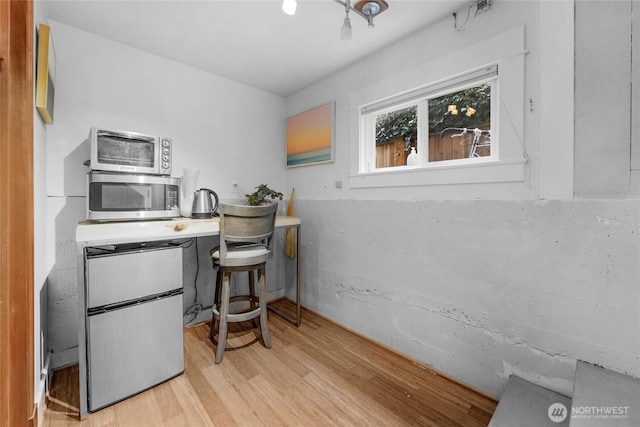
<box><xmin>208</xmin><ymin>203</ymin><xmax>277</xmax><ymax>364</ymax></box>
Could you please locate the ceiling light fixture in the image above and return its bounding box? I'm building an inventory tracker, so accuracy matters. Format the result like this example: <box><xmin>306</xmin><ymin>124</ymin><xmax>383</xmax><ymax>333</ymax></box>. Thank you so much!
<box><xmin>282</xmin><ymin>0</ymin><xmax>297</xmax><ymax>16</ymax></box>
<box><xmin>282</xmin><ymin>0</ymin><xmax>388</xmax><ymax>39</ymax></box>
<box><xmin>341</xmin><ymin>0</ymin><xmax>352</xmax><ymax>41</ymax></box>
<box><xmin>352</xmin><ymin>0</ymin><xmax>388</xmax><ymax>28</ymax></box>
<box><xmin>336</xmin><ymin>0</ymin><xmax>388</xmax><ymax>38</ymax></box>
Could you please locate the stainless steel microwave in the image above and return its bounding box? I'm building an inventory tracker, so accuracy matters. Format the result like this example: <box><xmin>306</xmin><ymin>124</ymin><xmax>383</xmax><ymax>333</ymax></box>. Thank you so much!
<box><xmin>89</xmin><ymin>127</ymin><xmax>172</xmax><ymax>176</ymax></box>
<box><xmin>87</xmin><ymin>172</ymin><xmax>180</xmax><ymax>221</ymax></box>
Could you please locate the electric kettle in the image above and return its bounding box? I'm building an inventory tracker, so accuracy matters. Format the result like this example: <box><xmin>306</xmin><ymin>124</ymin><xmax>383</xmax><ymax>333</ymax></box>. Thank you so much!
<box><xmin>191</xmin><ymin>188</ymin><xmax>219</xmax><ymax>218</ymax></box>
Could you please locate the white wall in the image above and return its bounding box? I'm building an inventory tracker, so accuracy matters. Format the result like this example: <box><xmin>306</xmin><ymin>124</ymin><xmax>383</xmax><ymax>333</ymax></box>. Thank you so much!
<box><xmin>285</xmin><ymin>0</ymin><xmax>639</xmax><ymax>398</ymax></box>
<box><xmin>33</xmin><ymin>1</ymin><xmax>52</xmax><ymax>421</ymax></box>
<box><xmin>45</xmin><ymin>21</ymin><xmax>287</xmax><ymax>368</ymax></box>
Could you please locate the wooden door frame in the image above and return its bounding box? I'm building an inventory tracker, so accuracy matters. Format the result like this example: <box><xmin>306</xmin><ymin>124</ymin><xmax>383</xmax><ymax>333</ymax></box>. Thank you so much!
<box><xmin>0</xmin><ymin>0</ymin><xmax>36</xmax><ymax>426</ymax></box>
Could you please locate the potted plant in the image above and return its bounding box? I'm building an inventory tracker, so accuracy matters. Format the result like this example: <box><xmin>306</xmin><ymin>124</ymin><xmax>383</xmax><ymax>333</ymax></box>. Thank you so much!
<box><xmin>245</xmin><ymin>184</ymin><xmax>283</xmax><ymax>206</ymax></box>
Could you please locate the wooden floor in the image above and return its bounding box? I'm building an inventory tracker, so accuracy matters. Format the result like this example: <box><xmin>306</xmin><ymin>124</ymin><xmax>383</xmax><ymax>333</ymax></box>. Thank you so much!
<box><xmin>44</xmin><ymin>300</ymin><xmax>496</xmax><ymax>426</ymax></box>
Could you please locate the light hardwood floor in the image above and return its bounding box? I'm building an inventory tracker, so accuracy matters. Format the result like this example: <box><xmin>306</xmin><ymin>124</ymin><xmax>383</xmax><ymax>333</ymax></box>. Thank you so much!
<box><xmin>44</xmin><ymin>300</ymin><xmax>496</xmax><ymax>426</ymax></box>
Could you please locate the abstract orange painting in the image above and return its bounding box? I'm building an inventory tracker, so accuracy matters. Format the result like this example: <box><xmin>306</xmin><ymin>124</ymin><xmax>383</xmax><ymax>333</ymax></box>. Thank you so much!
<box><xmin>286</xmin><ymin>102</ymin><xmax>334</xmax><ymax>167</ymax></box>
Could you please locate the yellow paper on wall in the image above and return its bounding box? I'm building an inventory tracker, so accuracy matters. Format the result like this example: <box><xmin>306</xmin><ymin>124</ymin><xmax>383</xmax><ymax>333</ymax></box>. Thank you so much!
<box><xmin>285</xmin><ymin>188</ymin><xmax>295</xmax><ymax>258</ymax></box>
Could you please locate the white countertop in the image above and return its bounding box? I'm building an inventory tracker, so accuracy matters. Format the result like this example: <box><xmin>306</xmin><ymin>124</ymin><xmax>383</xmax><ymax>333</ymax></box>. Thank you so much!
<box><xmin>76</xmin><ymin>216</ymin><xmax>301</xmax><ymax>246</ymax></box>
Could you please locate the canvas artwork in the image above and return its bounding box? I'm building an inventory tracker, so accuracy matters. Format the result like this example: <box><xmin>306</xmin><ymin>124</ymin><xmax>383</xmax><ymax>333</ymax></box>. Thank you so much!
<box><xmin>36</xmin><ymin>23</ymin><xmax>56</xmax><ymax>124</ymax></box>
<box><xmin>286</xmin><ymin>102</ymin><xmax>334</xmax><ymax>167</ymax></box>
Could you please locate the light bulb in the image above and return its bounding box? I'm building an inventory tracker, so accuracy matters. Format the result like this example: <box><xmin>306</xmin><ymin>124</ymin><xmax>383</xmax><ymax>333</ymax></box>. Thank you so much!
<box><xmin>341</xmin><ymin>16</ymin><xmax>352</xmax><ymax>40</ymax></box>
<box><xmin>282</xmin><ymin>0</ymin><xmax>297</xmax><ymax>16</ymax></box>
<box><xmin>341</xmin><ymin>1</ymin><xmax>352</xmax><ymax>41</ymax></box>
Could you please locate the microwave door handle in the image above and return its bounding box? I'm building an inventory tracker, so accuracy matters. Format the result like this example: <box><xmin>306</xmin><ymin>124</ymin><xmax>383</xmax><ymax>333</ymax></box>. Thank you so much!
<box><xmin>99</xmin><ymin>130</ymin><xmax>155</xmax><ymax>142</ymax></box>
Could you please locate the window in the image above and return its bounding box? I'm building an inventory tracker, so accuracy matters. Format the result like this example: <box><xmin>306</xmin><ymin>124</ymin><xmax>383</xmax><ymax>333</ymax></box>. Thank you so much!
<box><xmin>372</xmin><ymin>104</ymin><xmax>418</xmax><ymax>169</ymax></box>
<box><xmin>360</xmin><ymin>67</ymin><xmax>497</xmax><ymax>172</ymax></box>
<box><xmin>348</xmin><ymin>26</ymin><xmax>527</xmax><ymax>190</ymax></box>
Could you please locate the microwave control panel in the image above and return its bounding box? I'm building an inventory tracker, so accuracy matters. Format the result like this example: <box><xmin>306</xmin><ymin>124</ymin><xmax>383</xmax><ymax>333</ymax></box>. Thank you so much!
<box><xmin>166</xmin><ymin>185</ymin><xmax>179</xmax><ymax>210</ymax></box>
<box><xmin>160</xmin><ymin>138</ymin><xmax>172</xmax><ymax>175</ymax></box>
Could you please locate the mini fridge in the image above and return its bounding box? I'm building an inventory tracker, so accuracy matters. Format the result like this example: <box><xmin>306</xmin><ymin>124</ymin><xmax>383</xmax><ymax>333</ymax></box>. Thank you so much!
<box><xmin>85</xmin><ymin>241</ymin><xmax>184</xmax><ymax>412</ymax></box>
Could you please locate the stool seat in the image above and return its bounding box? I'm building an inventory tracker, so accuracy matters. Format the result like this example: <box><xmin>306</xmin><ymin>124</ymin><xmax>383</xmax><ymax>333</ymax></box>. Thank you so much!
<box><xmin>210</xmin><ymin>244</ymin><xmax>270</xmax><ymax>266</ymax></box>
<box><xmin>209</xmin><ymin>203</ymin><xmax>277</xmax><ymax>364</ymax></box>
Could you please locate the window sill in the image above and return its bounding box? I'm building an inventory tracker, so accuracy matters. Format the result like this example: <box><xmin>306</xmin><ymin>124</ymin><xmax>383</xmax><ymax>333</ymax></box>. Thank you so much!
<box><xmin>348</xmin><ymin>158</ymin><xmax>527</xmax><ymax>189</ymax></box>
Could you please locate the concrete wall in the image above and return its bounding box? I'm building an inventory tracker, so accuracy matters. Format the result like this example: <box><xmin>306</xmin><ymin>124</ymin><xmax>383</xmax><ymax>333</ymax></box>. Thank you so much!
<box><xmin>294</xmin><ymin>199</ymin><xmax>638</xmax><ymax>395</ymax></box>
<box><xmin>284</xmin><ymin>0</ymin><xmax>639</xmax><ymax>398</ymax></box>
<box><xmin>44</xmin><ymin>21</ymin><xmax>287</xmax><ymax>368</ymax></box>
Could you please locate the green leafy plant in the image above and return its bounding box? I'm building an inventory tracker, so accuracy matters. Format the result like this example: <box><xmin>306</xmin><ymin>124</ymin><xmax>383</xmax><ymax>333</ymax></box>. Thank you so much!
<box><xmin>375</xmin><ymin>105</ymin><xmax>418</xmax><ymax>146</ymax></box>
<box><xmin>428</xmin><ymin>83</ymin><xmax>491</xmax><ymax>132</ymax></box>
<box><xmin>375</xmin><ymin>83</ymin><xmax>491</xmax><ymax>146</ymax></box>
<box><xmin>245</xmin><ymin>184</ymin><xmax>283</xmax><ymax>206</ymax></box>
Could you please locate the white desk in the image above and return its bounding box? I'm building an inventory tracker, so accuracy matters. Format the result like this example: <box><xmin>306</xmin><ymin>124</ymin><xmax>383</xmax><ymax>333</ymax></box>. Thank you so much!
<box><xmin>76</xmin><ymin>215</ymin><xmax>301</xmax><ymax>245</ymax></box>
<box><xmin>75</xmin><ymin>216</ymin><xmax>301</xmax><ymax>418</ymax></box>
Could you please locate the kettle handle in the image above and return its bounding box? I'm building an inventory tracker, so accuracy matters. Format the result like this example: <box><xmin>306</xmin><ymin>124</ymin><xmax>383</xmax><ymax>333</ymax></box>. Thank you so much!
<box><xmin>198</xmin><ymin>188</ymin><xmax>219</xmax><ymax>214</ymax></box>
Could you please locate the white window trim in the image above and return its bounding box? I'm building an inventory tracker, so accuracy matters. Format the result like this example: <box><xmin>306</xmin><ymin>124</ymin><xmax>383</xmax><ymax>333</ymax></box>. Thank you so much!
<box><xmin>347</xmin><ymin>26</ymin><xmax>528</xmax><ymax>189</ymax></box>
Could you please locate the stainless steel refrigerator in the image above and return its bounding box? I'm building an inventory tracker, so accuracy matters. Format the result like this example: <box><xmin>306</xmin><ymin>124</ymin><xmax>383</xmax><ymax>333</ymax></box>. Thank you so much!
<box><xmin>85</xmin><ymin>242</ymin><xmax>184</xmax><ymax>412</ymax></box>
